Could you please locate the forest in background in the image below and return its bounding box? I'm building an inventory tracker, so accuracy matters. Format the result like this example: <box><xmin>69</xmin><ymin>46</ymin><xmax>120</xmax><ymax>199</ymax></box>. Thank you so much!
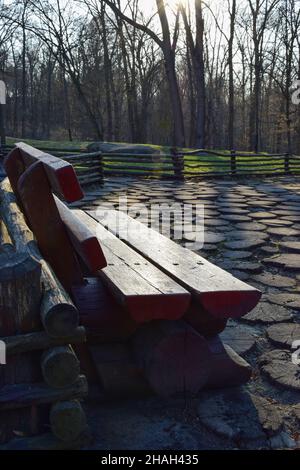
<box><xmin>0</xmin><ymin>0</ymin><xmax>300</xmax><ymax>153</ymax></box>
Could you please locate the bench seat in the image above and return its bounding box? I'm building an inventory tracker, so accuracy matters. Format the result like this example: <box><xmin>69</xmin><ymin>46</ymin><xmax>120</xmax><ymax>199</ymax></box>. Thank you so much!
<box><xmin>73</xmin><ymin>210</ymin><xmax>191</xmax><ymax>323</ymax></box>
<box><xmin>87</xmin><ymin>209</ymin><xmax>261</xmax><ymax>320</ymax></box>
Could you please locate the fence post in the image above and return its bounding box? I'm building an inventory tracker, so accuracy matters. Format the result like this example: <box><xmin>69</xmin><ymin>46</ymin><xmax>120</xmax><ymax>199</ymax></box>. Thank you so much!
<box><xmin>231</xmin><ymin>150</ymin><xmax>237</xmax><ymax>175</ymax></box>
<box><xmin>171</xmin><ymin>147</ymin><xmax>184</xmax><ymax>180</ymax></box>
<box><xmin>285</xmin><ymin>153</ymin><xmax>290</xmax><ymax>174</ymax></box>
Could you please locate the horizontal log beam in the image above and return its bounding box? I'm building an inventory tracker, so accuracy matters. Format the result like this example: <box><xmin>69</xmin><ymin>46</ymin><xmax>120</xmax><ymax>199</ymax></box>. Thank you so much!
<box><xmin>1</xmin><ymin>326</ymin><xmax>86</xmax><ymax>356</ymax></box>
<box><xmin>0</xmin><ymin>375</ymin><xmax>88</xmax><ymax>411</ymax></box>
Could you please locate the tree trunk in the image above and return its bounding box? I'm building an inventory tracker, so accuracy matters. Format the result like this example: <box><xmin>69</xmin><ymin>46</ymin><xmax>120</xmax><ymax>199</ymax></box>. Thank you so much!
<box><xmin>228</xmin><ymin>0</ymin><xmax>236</xmax><ymax>150</ymax></box>
<box><xmin>101</xmin><ymin>1</ymin><xmax>113</xmax><ymax>141</ymax></box>
<box><xmin>21</xmin><ymin>18</ymin><xmax>27</xmax><ymax>138</ymax></box>
<box><xmin>156</xmin><ymin>0</ymin><xmax>185</xmax><ymax>147</ymax></box>
<box><xmin>194</xmin><ymin>0</ymin><xmax>206</xmax><ymax>148</ymax></box>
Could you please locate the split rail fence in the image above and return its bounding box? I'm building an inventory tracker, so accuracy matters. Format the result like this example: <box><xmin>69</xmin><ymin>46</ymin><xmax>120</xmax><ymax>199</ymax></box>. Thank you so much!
<box><xmin>1</xmin><ymin>145</ymin><xmax>300</xmax><ymax>181</ymax></box>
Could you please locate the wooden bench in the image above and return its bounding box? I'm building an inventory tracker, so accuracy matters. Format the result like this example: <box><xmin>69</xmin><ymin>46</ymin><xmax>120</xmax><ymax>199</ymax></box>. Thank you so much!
<box><xmin>3</xmin><ymin>142</ymin><xmax>261</xmax><ymax>398</ymax></box>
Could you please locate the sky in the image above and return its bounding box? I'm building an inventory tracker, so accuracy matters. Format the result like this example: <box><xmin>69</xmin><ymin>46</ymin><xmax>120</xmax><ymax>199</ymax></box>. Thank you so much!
<box><xmin>134</xmin><ymin>0</ymin><xmax>232</xmax><ymax>38</ymax></box>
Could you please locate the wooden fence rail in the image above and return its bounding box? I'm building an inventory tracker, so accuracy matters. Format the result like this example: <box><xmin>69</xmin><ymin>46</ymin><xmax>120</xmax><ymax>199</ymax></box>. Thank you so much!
<box><xmin>1</xmin><ymin>144</ymin><xmax>300</xmax><ymax>181</ymax></box>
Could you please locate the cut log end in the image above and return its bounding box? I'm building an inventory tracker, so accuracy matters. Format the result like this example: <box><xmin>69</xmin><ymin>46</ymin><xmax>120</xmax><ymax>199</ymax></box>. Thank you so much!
<box><xmin>0</xmin><ymin>252</ymin><xmax>41</xmax><ymax>283</ymax></box>
<box><xmin>50</xmin><ymin>400</ymin><xmax>87</xmax><ymax>442</ymax></box>
<box><xmin>125</xmin><ymin>293</ymin><xmax>191</xmax><ymax>324</ymax></box>
<box><xmin>133</xmin><ymin>321</ymin><xmax>211</xmax><ymax>397</ymax></box>
<box><xmin>56</xmin><ymin>166</ymin><xmax>84</xmax><ymax>203</ymax></box>
<box><xmin>199</xmin><ymin>290</ymin><xmax>262</xmax><ymax>320</ymax></box>
<box><xmin>149</xmin><ymin>331</ymin><xmax>210</xmax><ymax>396</ymax></box>
<box><xmin>81</xmin><ymin>238</ymin><xmax>108</xmax><ymax>272</ymax></box>
<box><xmin>184</xmin><ymin>302</ymin><xmax>228</xmax><ymax>338</ymax></box>
<box><xmin>41</xmin><ymin>346</ymin><xmax>80</xmax><ymax>388</ymax></box>
<box><xmin>41</xmin><ymin>298</ymin><xmax>79</xmax><ymax>338</ymax></box>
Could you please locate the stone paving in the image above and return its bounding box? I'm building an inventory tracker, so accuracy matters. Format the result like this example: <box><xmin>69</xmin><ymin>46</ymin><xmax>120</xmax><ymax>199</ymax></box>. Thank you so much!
<box><xmin>75</xmin><ymin>175</ymin><xmax>300</xmax><ymax>450</ymax></box>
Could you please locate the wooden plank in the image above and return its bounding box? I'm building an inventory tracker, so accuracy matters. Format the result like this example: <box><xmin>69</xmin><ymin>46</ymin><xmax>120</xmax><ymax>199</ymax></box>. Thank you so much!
<box><xmin>88</xmin><ymin>209</ymin><xmax>261</xmax><ymax>319</ymax></box>
<box><xmin>73</xmin><ymin>211</ymin><xmax>191</xmax><ymax>323</ymax></box>
<box><xmin>14</xmin><ymin>142</ymin><xmax>84</xmax><ymax>203</ymax></box>
<box><xmin>55</xmin><ymin>197</ymin><xmax>107</xmax><ymax>273</ymax></box>
<box><xmin>17</xmin><ymin>162</ymin><xmax>84</xmax><ymax>291</ymax></box>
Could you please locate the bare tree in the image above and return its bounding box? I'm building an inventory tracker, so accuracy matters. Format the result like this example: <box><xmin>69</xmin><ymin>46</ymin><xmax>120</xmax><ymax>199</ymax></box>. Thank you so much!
<box><xmin>247</xmin><ymin>0</ymin><xmax>280</xmax><ymax>152</ymax></box>
<box><xmin>102</xmin><ymin>0</ymin><xmax>185</xmax><ymax>146</ymax></box>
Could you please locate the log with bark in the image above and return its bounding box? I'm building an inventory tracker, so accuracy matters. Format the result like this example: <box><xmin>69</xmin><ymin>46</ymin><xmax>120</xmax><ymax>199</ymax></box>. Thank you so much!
<box><xmin>0</xmin><ymin>178</ymin><xmax>80</xmax><ymax>338</ymax></box>
<box><xmin>1</xmin><ymin>327</ymin><xmax>86</xmax><ymax>356</ymax></box>
<box><xmin>41</xmin><ymin>346</ymin><xmax>80</xmax><ymax>388</ymax></box>
<box><xmin>0</xmin><ymin>178</ymin><xmax>87</xmax><ymax>445</ymax></box>
<box><xmin>0</xmin><ymin>375</ymin><xmax>88</xmax><ymax>411</ymax></box>
<box><xmin>0</xmin><ymin>206</ymin><xmax>43</xmax><ymax>443</ymax></box>
<box><xmin>49</xmin><ymin>400</ymin><xmax>87</xmax><ymax>442</ymax></box>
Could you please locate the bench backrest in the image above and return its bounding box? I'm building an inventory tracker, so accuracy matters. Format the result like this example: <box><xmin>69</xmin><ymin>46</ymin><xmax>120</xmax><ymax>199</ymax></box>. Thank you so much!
<box><xmin>5</xmin><ymin>143</ymin><xmax>84</xmax><ymax>203</ymax></box>
<box><xmin>4</xmin><ymin>143</ymin><xmax>107</xmax><ymax>292</ymax></box>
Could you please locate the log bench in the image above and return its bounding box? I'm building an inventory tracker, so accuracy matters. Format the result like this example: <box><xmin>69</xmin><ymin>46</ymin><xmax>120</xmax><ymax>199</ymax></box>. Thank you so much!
<box><xmin>1</xmin><ymin>143</ymin><xmax>262</xmax><ymax>442</ymax></box>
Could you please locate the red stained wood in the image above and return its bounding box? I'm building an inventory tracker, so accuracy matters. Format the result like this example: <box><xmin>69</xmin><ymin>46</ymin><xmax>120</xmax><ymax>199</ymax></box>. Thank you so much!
<box><xmin>17</xmin><ymin>162</ymin><xmax>84</xmax><ymax>292</ymax></box>
<box><xmin>184</xmin><ymin>300</ymin><xmax>227</xmax><ymax>338</ymax></box>
<box><xmin>89</xmin><ymin>209</ymin><xmax>261</xmax><ymax>319</ymax></box>
<box><xmin>73</xmin><ymin>211</ymin><xmax>191</xmax><ymax>323</ymax></box>
<box><xmin>4</xmin><ymin>148</ymin><xmax>25</xmax><ymax>197</ymax></box>
<box><xmin>14</xmin><ymin>142</ymin><xmax>84</xmax><ymax>203</ymax></box>
<box><xmin>55</xmin><ymin>197</ymin><xmax>107</xmax><ymax>273</ymax></box>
